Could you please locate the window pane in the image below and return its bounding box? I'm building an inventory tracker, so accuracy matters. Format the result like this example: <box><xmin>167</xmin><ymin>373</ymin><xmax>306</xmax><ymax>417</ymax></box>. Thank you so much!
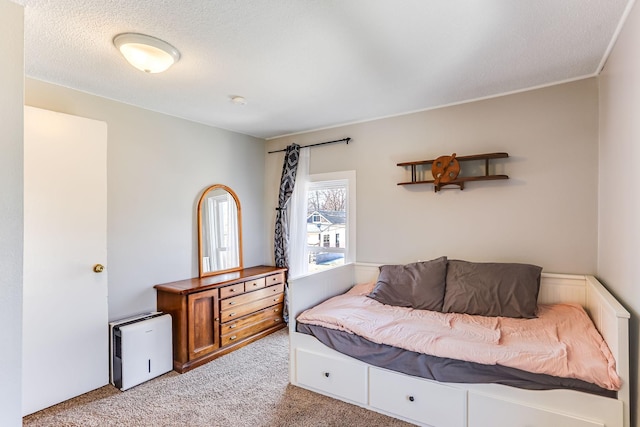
<box><xmin>308</xmin><ymin>251</ymin><xmax>345</xmax><ymax>273</ymax></box>
<box><xmin>306</xmin><ymin>181</ymin><xmax>347</xmax><ymax>273</ymax></box>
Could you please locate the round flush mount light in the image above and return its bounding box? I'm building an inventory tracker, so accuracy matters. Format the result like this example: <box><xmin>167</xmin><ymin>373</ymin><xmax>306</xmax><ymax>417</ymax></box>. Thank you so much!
<box><xmin>230</xmin><ymin>96</ymin><xmax>247</xmax><ymax>105</ymax></box>
<box><xmin>113</xmin><ymin>33</ymin><xmax>180</xmax><ymax>73</ymax></box>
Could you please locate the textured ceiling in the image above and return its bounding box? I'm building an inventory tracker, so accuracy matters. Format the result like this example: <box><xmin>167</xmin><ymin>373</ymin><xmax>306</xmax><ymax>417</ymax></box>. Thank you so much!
<box><xmin>14</xmin><ymin>0</ymin><xmax>634</xmax><ymax>139</ymax></box>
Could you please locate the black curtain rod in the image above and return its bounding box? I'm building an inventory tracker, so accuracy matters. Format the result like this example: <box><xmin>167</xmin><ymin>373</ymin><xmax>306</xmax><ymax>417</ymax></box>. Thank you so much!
<box><xmin>268</xmin><ymin>137</ymin><xmax>351</xmax><ymax>154</ymax></box>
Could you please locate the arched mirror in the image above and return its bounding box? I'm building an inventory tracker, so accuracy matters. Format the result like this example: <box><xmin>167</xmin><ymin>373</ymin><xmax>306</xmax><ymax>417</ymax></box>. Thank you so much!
<box><xmin>197</xmin><ymin>184</ymin><xmax>243</xmax><ymax>277</ymax></box>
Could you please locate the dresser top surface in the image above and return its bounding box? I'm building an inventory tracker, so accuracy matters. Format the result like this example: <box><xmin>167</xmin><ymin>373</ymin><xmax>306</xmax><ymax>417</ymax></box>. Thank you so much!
<box><xmin>154</xmin><ymin>265</ymin><xmax>287</xmax><ymax>294</ymax></box>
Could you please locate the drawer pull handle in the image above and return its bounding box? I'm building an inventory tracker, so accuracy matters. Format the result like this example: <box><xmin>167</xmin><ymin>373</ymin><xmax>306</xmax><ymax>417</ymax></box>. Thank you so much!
<box><xmin>229</xmin><ymin>301</ymin><xmax>236</xmax><ymax>305</ymax></box>
<box><xmin>273</xmin><ymin>318</ymin><xmax>279</xmax><ymax>322</ymax></box>
<box><xmin>229</xmin><ymin>288</ymin><xmax>235</xmax><ymax>292</ymax></box>
<box><xmin>229</xmin><ymin>312</ymin><xmax>236</xmax><ymax>317</ymax></box>
<box><xmin>324</xmin><ymin>372</ymin><xmax>330</xmax><ymax>378</ymax></box>
<box><xmin>274</xmin><ymin>309</ymin><xmax>279</xmax><ymax>313</ymax></box>
<box><xmin>214</xmin><ymin>317</ymin><xmax>219</xmax><ymax>322</ymax></box>
<box><xmin>273</xmin><ymin>298</ymin><xmax>278</xmax><ymax>301</ymax></box>
<box><xmin>230</xmin><ymin>335</ymin><xmax>237</xmax><ymax>340</ymax></box>
<box><xmin>229</xmin><ymin>324</ymin><xmax>237</xmax><ymax>329</ymax></box>
<box><xmin>408</xmin><ymin>396</ymin><xmax>415</xmax><ymax>402</ymax></box>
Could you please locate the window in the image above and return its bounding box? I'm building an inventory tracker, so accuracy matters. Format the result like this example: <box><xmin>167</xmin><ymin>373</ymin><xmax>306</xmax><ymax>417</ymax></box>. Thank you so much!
<box><xmin>303</xmin><ymin>171</ymin><xmax>356</xmax><ymax>274</ymax></box>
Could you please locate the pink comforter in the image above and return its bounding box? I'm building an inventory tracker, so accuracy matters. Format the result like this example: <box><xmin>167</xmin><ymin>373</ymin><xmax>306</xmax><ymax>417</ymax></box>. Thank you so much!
<box><xmin>296</xmin><ymin>284</ymin><xmax>621</xmax><ymax>390</ymax></box>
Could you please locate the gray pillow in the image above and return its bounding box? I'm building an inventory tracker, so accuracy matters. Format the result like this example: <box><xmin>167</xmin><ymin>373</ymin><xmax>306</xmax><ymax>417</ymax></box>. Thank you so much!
<box><xmin>443</xmin><ymin>260</ymin><xmax>542</xmax><ymax>318</ymax></box>
<box><xmin>367</xmin><ymin>257</ymin><xmax>447</xmax><ymax>311</ymax></box>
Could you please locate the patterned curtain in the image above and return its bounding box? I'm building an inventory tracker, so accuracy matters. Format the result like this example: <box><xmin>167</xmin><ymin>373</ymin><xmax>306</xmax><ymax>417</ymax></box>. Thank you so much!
<box><xmin>274</xmin><ymin>144</ymin><xmax>300</xmax><ymax>322</ymax></box>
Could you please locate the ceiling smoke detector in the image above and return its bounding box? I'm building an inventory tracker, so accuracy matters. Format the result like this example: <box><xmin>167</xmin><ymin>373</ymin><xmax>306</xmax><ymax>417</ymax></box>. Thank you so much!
<box><xmin>230</xmin><ymin>96</ymin><xmax>247</xmax><ymax>105</ymax></box>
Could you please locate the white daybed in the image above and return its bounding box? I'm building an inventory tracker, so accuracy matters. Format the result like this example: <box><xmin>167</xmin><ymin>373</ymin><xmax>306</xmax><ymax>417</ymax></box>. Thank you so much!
<box><xmin>288</xmin><ymin>263</ymin><xmax>630</xmax><ymax>427</ymax></box>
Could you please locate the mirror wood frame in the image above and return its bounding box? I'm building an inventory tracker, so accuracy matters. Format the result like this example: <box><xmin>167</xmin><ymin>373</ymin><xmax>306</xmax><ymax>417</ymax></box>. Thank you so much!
<box><xmin>197</xmin><ymin>184</ymin><xmax>244</xmax><ymax>278</ymax></box>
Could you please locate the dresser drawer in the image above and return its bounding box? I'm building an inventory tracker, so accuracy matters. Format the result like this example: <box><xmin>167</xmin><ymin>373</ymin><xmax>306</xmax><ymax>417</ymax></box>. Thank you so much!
<box><xmin>220</xmin><ymin>283</ymin><xmax>284</xmax><ymax>310</ymax></box>
<box><xmin>221</xmin><ymin>303</ymin><xmax>283</xmax><ymax>335</ymax></box>
<box><xmin>244</xmin><ymin>277</ymin><xmax>266</xmax><ymax>292</ymax></box>
<box><xmin>221</xmin><ymin>316</ymin><xmax>283</xmax><ymax>347</ymax></box>
<box><xmin>468</xmin><ymin>393</ymin><xmax>603</xmax><ymax>427</ymax></box>
<box><xmin>266</xmin><ymin>272</ymin><xmax>285</xmax><ymax>286</ymax></box>
<box><xmin>369</xmin><ymin>367</ymin><xmax>466</xmax><ymax>427</ymax></box>
<box><xmin>220</xmin><ymin>293</ymin><xmax>284</xmax><ymax>322</ymax></box>
<box><xmin>296</xmin><ymin>349</ymin><xmax>367</xmax><ymax>405</ymax></box>
<box><xmin>219</xmin><ymin>283</ymin><xmax>244</xmax><ymax>299</ymax></box>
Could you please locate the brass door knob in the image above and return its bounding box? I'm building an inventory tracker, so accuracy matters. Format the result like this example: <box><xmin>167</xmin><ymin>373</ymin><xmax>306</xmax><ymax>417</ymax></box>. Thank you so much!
<box><xmin>93</xmin><ymin>264</ymin><xmax>105</xmax><ymax>273</ymax></box>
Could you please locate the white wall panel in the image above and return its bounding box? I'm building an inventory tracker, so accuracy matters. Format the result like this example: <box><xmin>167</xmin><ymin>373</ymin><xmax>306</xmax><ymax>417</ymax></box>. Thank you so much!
<box><xmin>0</xmin><ymin>1</ymin><xmax>24</xmax><ymax>425</ymax></box>
<box><xmin>598</xmin><ymin>1</ymin><xmax>640</xmax><ymax>425</ymax></box>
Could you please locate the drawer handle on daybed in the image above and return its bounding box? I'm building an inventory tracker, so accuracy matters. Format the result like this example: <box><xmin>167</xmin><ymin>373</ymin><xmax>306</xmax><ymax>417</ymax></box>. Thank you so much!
<box><xmin>408</xmin><ymin>396</ymin><xmax>415</xmax><ymax>402</ymax></box>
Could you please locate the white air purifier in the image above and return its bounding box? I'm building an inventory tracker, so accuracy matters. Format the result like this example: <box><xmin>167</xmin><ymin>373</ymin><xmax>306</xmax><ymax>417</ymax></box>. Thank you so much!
<box><xmin>109</xmin><ymin>312</ymin><xmax>173</xmax><ymax>391</ymax></box>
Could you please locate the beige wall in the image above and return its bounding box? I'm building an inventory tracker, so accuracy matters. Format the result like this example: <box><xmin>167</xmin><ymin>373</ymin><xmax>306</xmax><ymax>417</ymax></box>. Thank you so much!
<box><xmin>0</xmin><ymin>1</ymin><xmax>24</xmax><ymax>425</ymax></box>
<box><xmin>598</xmin><ymin>1</ymin><xmax>640</xmax><ymax>425</ymax></box>
<box><xmin>266</xmin><ymin>79</ymin><xmax>599</xmax><ymax>273</ymax></box>
<box><xmin>25</xmin><ymin>79</ymin><xmax>268</xmax><ymax>321</ymax></box>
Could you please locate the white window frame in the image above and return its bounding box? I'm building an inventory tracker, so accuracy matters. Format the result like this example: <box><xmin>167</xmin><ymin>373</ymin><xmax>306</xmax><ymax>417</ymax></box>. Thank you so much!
<box><xmin>306</xmin><ymin>170</ymin><xmax>356</xmax><ymax>266</ymax></box>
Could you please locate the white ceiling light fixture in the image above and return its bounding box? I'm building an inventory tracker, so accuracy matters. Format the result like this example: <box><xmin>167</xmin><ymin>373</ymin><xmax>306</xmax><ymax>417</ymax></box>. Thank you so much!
<box><xmin>113</xmin><ymin>33</ymin><xmax>180</xmax><ymax>74</ymax></box>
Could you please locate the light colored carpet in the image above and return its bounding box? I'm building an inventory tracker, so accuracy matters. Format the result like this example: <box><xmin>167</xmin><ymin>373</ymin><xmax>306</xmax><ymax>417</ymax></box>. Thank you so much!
<box><xmin>23</xmin><ymin>329</ymin><xmax>413</xmax><ymax>426</ymax></box>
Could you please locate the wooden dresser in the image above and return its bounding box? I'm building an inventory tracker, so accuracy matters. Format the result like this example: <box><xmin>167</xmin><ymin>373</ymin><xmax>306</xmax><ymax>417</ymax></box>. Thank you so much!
<box><xmin>155</xmin><ymin>265</ymin><xmax>287</xmax><ymax>373</ymax></box>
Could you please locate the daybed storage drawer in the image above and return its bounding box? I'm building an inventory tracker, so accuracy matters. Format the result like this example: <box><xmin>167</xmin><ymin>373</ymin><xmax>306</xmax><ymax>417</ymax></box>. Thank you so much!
<box><xmin>296</xmin><ymin>349</ymin><xmax>367</xmax><ymax>405</ymax></box>
<box><xmin>369</xmin><ymin>367</ymin><xmax>466</xmax><ymax>427</ymax></box>
<box><xmin>468</xmin><ymin>393</ymin><xmax>604</xmax><ymax>427</ymax></box>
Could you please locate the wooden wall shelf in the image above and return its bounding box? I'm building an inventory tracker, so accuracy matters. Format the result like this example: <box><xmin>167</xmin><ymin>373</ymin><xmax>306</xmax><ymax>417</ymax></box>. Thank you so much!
<box><xmin>397</xmin><ymin>152</ymin><xmax>509</xmax><ymax>191</ymax></box>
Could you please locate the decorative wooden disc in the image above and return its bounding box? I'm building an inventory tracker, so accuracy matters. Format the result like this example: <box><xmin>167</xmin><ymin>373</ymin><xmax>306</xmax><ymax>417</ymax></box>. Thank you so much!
<box><xmin>431</xmin><ymin>153</ymin><xmax>460</xmax><ymax>188</ymax></box>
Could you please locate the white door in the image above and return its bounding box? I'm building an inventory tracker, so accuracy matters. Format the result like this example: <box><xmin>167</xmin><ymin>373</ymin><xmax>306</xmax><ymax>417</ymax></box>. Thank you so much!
<box><xmin>22</xmin><ymin>106</ymin><xmax>108</xmax><ymax>415</ymax></box>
